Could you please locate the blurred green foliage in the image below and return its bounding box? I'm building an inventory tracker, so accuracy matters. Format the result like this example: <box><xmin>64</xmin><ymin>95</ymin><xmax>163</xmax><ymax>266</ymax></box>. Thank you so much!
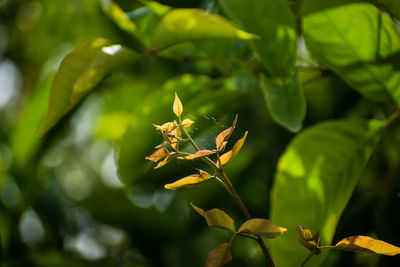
<box><xmin>0</xmin><ymin>0</ymin><xmax>400</xmax><ymax>266</ymax></box>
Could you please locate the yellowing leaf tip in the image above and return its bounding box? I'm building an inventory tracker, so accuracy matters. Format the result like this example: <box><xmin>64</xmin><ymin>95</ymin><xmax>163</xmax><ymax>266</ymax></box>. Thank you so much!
<box><xmin>173</xmin><ymin>92</ymin><xmax>183</xmax><ymax>117</ymax></box>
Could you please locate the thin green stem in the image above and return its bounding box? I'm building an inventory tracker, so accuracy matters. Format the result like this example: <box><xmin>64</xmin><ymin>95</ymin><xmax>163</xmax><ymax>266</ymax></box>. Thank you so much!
<box><xmin>300</xmin><ymin>249</ymin><xmax>318</xmax><ymax>267</ymax></box>
<box><xmin>383</xmin><ymin>107</ymin><xmax>400</xmax><ymax>127</ymax></box>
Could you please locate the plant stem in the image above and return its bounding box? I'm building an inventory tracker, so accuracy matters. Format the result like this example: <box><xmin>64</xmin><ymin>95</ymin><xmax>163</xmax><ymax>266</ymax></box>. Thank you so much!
<box><xmin>383</xmin><ymin>107</ymin><xmax>400</xmax><ymax>127</ymax></box>
<box><xmin>180</xmin><ymin>123</ymin><xmax>275</xmax><ymax>267</ymax></box>
<box><xmin>300</xmin><ymin>249</ymin><xmax>318</xmax><ymax>267</ymax></box>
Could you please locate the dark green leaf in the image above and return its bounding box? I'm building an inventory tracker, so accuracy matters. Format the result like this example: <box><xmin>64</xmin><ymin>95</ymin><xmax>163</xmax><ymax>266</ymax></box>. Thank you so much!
<box><xmin>38</xmin><ymin>38</ymin><xmax>138</xmax><ymax>137</ymax></box>
<box><xmin>219</xmin><ymin>0</ymin><xmax>297</xmax><ymax>77</ymax></box>
<box><xmin>270</xmin><ymin>119</ymin><xmax>382</xmax><ymax>266</ymax></box>
<box><xmin>206</xmin><ymin>242</ymin><xmax>232</xmax><ymax>267</ymax></box>
<box><xmin>380</xmin><ymin>0</ymin><xmax>400</xmax><ymax>20</ymax></box>
<box><xmin>302</xmin><ymin>2</ymin><xmax>400</xmax><ymax>103</ymax></box>
<box><xmin>260</xmin><ymin>71</ymin><xmax>306</xmax><ymax>132</ymax></box>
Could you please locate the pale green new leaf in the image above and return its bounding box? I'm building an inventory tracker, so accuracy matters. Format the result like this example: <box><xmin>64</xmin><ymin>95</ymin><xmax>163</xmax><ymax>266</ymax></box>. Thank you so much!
<box><xmin>38</xmin><ymin>38</ymin><xmax>138</xmax><ymax>137</ymax></box>
<box><xmin>152</xmin><ymin>8</ymin><xmax>257</xmax><ymax>49</ymax></box>
<box><xmin>191</xmin><ymin>203</ymin><xmax>235</xmax><ymax>233</ymax></box>
<box><xmin>302</xmin><ymin>2</ymin><xmax>400</xmax><ymax>103</ymax></box>
<box><xmin>219</xmin><ymin>0</ymin><xmax>297</xmax><ymax>77</ymax></box>
<box><xmin>270</xmin><ymin>119</ymin><xmax>382</xmax><ymax>266</ymax></box>
<box><xmin>260</xmin><ymin>71</ymin><xmax>306</xmax><ymax>132</ymax></box>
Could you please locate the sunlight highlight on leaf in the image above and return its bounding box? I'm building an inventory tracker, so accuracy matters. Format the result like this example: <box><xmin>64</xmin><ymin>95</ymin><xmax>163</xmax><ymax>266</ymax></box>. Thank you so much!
<box><xmin>145</xmin><ymin>148</ymin><xmax>169</xmax><ymax>162</ymax></box>
<box><xmin>335</xmin><ymin>235</ymin><xmax>400</xmax><ymax>256</ymax></box>
<box><xmin>179</xmin><ymin>150</ymin><xmax>215</xmax><ymax>160</ymax></box>
<box><xmin>238</xmin><ymin>218</ymin><xmax>287</xmax><ymax>239</ymax></box>
<box><xmin>216</xmin><ymin>115</ymin><xmax>237</xmax><ymax>150</ymax></box>
<box><xmin>165</xmin><ymin>170</ymin><xmax>212</xmax><ymax>190</ymax></box>
<box><xmin>173</xmin><ymin>92</ymin><xmax>183</xmax><ymax>117</ymax></box>
<box><xmin>190</xmin><ymin>203</ymin><xmax>235</xmax><ymax>233</ymax></box>
<box><xmin>219</xmin><ymin>131</ymin><xmax>248</xmax><ymax>166</ymax></box>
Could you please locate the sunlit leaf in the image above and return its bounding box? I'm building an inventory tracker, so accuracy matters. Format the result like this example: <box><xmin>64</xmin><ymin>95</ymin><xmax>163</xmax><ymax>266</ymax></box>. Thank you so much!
<box><xmin>219</xmin><ymin>131</ymin><xmax>248</xmax><ymax>166</ymax></box>
<box><xmin>38</xmin><ymin>38</ymin><xmax>138</xmax><ymax>137</ymax></box>
<box><xmin>173</xmin><ymin>92</ymin><xmax>183</xmax><ymax>117</ymax></box>
<box><xmin>179</xmin><ymin>150</ymin><xmax>215</xmax><ymax>160</ymax></box>
<box><xmin>152</xmin><ymin>8</ymin><xmax>257</xmax><ymax>49</ymax></box>
<box><xmin>215</xmin><ymin>115</ymin><xmax>237</xmax><ymax>150</ymax></box>
<box><xmin>302</xmin><ymin>2</ymin><xmax>400</xmax><ymax>103</ymax></box>
<box><xmin>190</xmin><ymin>203</ymin><xmax>235</xmax><ymax>233</ymax></box>
<box><xmin>182</xmin><ymin>118</ymin><xmax>194</xmax><ymax>128</ymax></box>
<box><xmin>155</xmin><ymin>153</ymin><xmax>175</xmax><ymax>169</ymax></box>
<box><xmin>100</xmin><ymin>0</ymin><xmax>138</xmax><ymax>38</ymax></box>
<box><xmin>335</xmin><ymin>235</ymin><xmax>400</xmax><ymax>256</ymax></box>
<box><xmin>145</xmin><ymin>148</ymin><xmax>169</xmax><ymax>162</ymax></box>
<box><xmin>238</xmin><ymin>218</ymin><xmax>287</xmax><ymax>239</ymax></box>
<box><xmin>219</xmin><ymin>0</ymin><xmax>297</xmax><ymax>77</ymax></box>
<box><xmin>260</xmin><ymin>71</ymin><xmax>306</xmax><ymax>132</ymax></box>
<box><xmin>153</xmin><ymin>122</ymin><xmax>175</xmax><ymax>131</ymax></box>
<box><xmin>270</xmin><ymin>119</ymin><xmax>382</xmax><ymax>266</ymax></box>
<box><xmin>165</xmin><ymin>170</ymin><xmax>212</xmax><ymax>190</ymax></box>
<box><xmin>206</xmin><ymin>242</ymin><xmax>232</xmax><ymax>267</ymax></box>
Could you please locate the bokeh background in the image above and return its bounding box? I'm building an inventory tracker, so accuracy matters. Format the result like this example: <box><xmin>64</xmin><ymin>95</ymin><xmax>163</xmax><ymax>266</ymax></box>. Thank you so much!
<box><xmin>1</xmin><ymin>0</ymin><xmax>400</xmax><ymax>266</ymax></box>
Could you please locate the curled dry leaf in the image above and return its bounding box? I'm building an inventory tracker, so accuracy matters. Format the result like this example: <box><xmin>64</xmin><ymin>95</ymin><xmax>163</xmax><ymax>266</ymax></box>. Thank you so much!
<box><xmin>182</xmin><ymin>118</ymin><xmax>194</xmax><ymax>128</ymax></box>
<box><xmin>164</xmin><ymin>170</ymin><xmax>212</xmax><ymax>190</ymax></box>
<box><xmin>190</xmin><ymin>203</ymin><xmax>235</xmax><ymax>233</ymax></box>
<box><xmin>206</xmin><ymin>242</ymin><xmax>232</xmax><ymax>267</ymax></box>
<box><xmin>179</xmin><ymin>150</ymin><xmax>215</xmax><ymax>160</ymax></box>
<box><xmin>173</xmin><ymin>92</ymin><xmax>183</xmax><ymax>117</ymax></box>
<box><xmin>219</xmin><ymin>131</ymin><xmax>248</xmax><ymax>166</ymax></box>
<box><xmin>335</xmin><ymin>235</ymin><xmax>400</xmax><ymax>256</ymax></box>
<box><xmin>215</xmin><ymin>115</ymin><xmax>238</xmax><ymax>150</ymax></box>
<box><xmin>238</xmin><ymin>218</ymin><xmax>287</xmax><ymax>239</ymax></box>
<box><xmin>145</xmin><ymin>148</ymin><xmax>169</xmax><ymax>162</ymax></box>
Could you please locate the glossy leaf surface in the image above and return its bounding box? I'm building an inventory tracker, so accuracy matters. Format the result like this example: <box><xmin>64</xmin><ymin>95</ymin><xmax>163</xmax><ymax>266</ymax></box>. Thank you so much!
<box><xmin>152</xmin><ymin>8</ymin><xmax>256</xmax><ymax>49</ymax></box>
<box><xmin>270</xmin><ymin>119</ymin><xmax>382</xmax><ymax>266</ymax></box>
<box><xmin>303</xmin><ymin>2</ymin><xmax>400</xmax><ymax>103</ymax></box>
<box><xmin>38</xmin><ymin>38</ymin><xmax>137</xmax><ymax>136</ymax></box>
<box><xmin>260</xmin><ymin>71</ymin><xmax>306</xmax><ymax>132</ymax></box>
<box><xmin>219</xmin><ymin>0</ymin><xmax>297</xmax><ymax>77</ymax></box>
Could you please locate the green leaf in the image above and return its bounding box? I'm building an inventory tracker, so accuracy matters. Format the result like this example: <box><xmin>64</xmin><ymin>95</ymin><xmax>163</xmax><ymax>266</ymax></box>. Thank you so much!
<box><xmin>380</xmin><ymin>0</ymin><xmax>400</xmax><ymax>21</ymax></box>
<box><xmin>260</xmin><ymin>71</ymin><xmax>306</xmax><ymax>132</ymax></box>
<box><xmin>270</xmin><ymin>119</ymin><xmax>382</xmax><ymax>266</ymax></box>
<box><xmin>302</xmin><ymin>2</ymin><xmax>400</xmax><ymax>104</ymax></box>
<box><xmin>152</xmin><ymin>8</ymin><xmax>257</xmax><ymax>49</ymax></box>
<box><xmin>335</xmin><ymin>235</ymin><xmax>400</xmax><ymax>256</ymax></box>
<box><xmin>219</xmin><ymin>0</ymin><xmax>297</xmax><ymax>77</ymax></box>
<box><xmin>206</xmin><ymin>242</ymin><xmax>232</xmax><ymax>267</ymax></box>
<box><xmin>238</xmin><ymin>218</ymin><xmax>287</xmax><ymax>239</ymax></box>
<box><xmin>100</xmin><ymin>0</ymin><xmax>137</xmax><ymax>37</ymax></box>
<box><xmin>190</xmin><ymin>203</ymin><xmax>235</xmax><ymax>233</ymax></box>
<box><xmin>38</xmin><ymin>38</ymin><xmax>138</xmax><ymax>137</ymax></box>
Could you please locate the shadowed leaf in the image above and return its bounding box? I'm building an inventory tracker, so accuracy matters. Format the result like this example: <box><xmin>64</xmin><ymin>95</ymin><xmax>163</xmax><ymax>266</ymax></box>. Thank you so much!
<box><xmin>165</xmin><ymin>170</ymin><xmax>212</xmax><ymax>190</ymax></box>
<box><xmin>38</xmin><ymin>38</ymin><xmax>137</xmax><ymax>137</ymax></box>
<box><xmin>179</xmin><ymin>150</ymin><xmax>215</xmax><ymax>160</ymax></box>
<box><xmin>145</xmin><ymin>148</ymin><xmax>169</xmax><ymax>162</ymax></box>
<box><xmin>216</xmin><ymin>115</ymin><xmax>238</xmax><ymax>150</ymax></box>
<box><xmin>238</xmin><ymin>218</ymin><xmax>287</xmax><ymax>239</ymax></box>
<box><xmin>335</xmin><ymin>236</ymin><xmax>400</xmax><ymax>256</ymax></box>
<box><xmin>296</xmin><ymin>225</ymin><xmax>320</xmax><ymax>252</ymax></box>
<box><xmin>219</xmin><ymin>131</ymin><xmax>248</xmax><ymax>166</ymax></box>
<box><xmin>206</xmin><ymin>242</ymin><xmax>232</xmax><ymax>267</ymax></box>
<box><xmin>173</xmin><ymin>92</ymin><xmax>183</xmax><ymax>117</ymax></box>
<box><xmin>153</xmin><ymin>8</ymin><xmax>257</xmax><ymax>49</ymax></box>
<box><xmin>190</xmin><ymin>203</ymin><xmax>235</xmax><ymax>233</ymax></box>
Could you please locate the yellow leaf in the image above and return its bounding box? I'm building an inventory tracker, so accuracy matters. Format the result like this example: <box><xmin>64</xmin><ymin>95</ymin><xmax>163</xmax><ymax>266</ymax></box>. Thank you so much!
<box><xmin>238</xmin><ymin>218</ymin><xmax>287</xmax><ymax>239</ymax></box>
<box><xmin>179</xmin><ymin>150</ymin><xmax>215</xmax><ymax>160</ymax></box>
<box><xmin>335</xmin><ymin>235</ymin><xmax>400</xmax><ymax>256</ymax></box>
<box><xmin>190</xmin><ymin>203</ymin><xmax>235</xmax><ymax>233</ymax></box>
<box><xmin>219</xmin><ymin>131</ymin><xmax>248</xmax><ymax>166</ymax></box>
<box><xmin>173</xmin><ymin>92</ymin><xmax>183</xmax><ymax>117</ymax></box>
<box><xmin>182</xmin><ymin>118</ymin><xmax>194</xmax><ymax>128</ymax></box>
<box><xmin>165</xmin><ymin>170</ymin><xmax>212</xmax><ymax>190</ymax></box>
<box><xmin>155</xmin><ymin>154</ymin><xmax>175</xmax><ymax>169</ymax></box>
<box><xmin>206</xmin><ymin>243</ymin><xmax>232</xmax><ymax>267</ymax></box>
<box><xmin>153</xmin><ymin>122</ymin><xmax>175</xmax><ymax>131</ymax></box>
<box><xmin>215</xmin><ymin>115</ymin><xmax>238</xmax><ymax>150</ymax></box>
<box><xmin>145</xmin><ymin>148</ymin><xmax>169</xmax><ymax>162</ymax></box>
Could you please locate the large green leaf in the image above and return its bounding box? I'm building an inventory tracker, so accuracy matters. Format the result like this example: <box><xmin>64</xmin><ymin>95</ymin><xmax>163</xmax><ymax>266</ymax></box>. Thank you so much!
<box><xmin>260</xmin><ymin>71</ymin><xmax>306</xmax><ymax>132</ymax></box>
<box><xmin>152</xmin><ymin>8</ymin><xmax>256</xmax><ymax>49</ymax></box>
<box><xmin>270</xmin><ymin>119</ymin><xmax>382</xmax><ymax>266</ymax></box>
<box><xmin>302</xmin><ymin>2</ymin><xmax>400</xmax><ymax>104</ymax></box>
<box><xmin>38</xmin><ymin>38</ymin><xmax>138</xmax><ymax>137</ymax></box>
<box><xmin>219</xmin><ymin>0</ymin><xmax>297</xmax><ymax>77</ymax></box>
<box><xmin>380</xmin><ymin>0</ymin><xmax>400</xmax><ymax>20</ymax></box>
